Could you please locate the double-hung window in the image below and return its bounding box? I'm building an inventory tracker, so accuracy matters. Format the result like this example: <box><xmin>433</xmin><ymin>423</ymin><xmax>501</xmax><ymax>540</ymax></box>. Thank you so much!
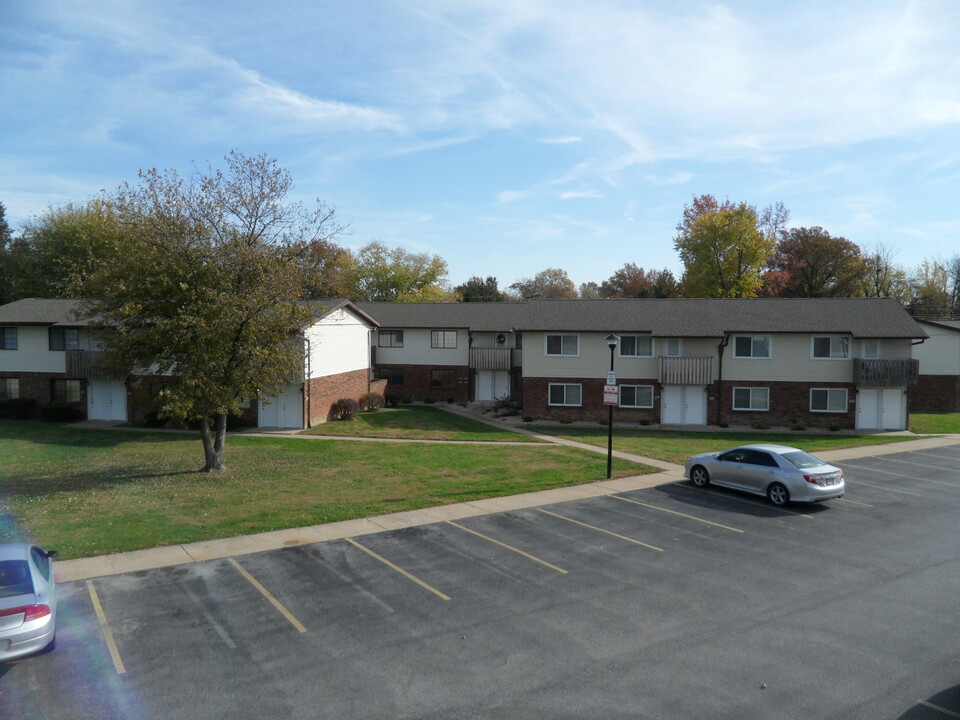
<box><xmin>378</xmin><ymin>330</ymin><xmax>404</xmax><ymax>348</ymax></box>
<box><xmin>431</xmin><ymin>330</ymin><xmax>457</xmax><ymax>349</ymax></box>
<box><xmin>619</xmin><ymin>335</ymin><xmax>653</xmax><ymax>357</ymax></box>
<box><xmin>733</xmin><ymin>335</ymin><xmax>770</xmax><ymax>358</ymax></box>
<box><xmin>545</xmin><ymin>334</ymin><xmax>579</xmax><ymax>356</ymax></box>
<box><xmin>0</xmin><ymin>378</ymin><xmax>19</xmax><ymax>400</ymax></box>
<box><xmin>619</xmin><ymin>385</ymin><xmax>653</xmax><ymax>408</ymax></box>
<box><xmin>51</xmin><ymin>379</ymin><xmax>82</xmax><ymax>402</ymax></box>
<box><xmin>810</xmin><ymin>388</ymin><xmax>847</xmax><ymax>412</ymax></box>
<box><xmin>0</xmin><ymin>327</ymin><xmax>17</xmax><ymax>350</ymax></box>
<box><xmin>548</xmin><ymin>383</ymin><xmax>581</xmax><ymax>406</ymax></box>
<box><xmin>732</xmin><ymin>387</ymin><xmax>769</xmax><ymax>411</ymax></box>
<box><xmin>861</xmin><ymin>339</ymin><xmax>881</xmax><ymax>359</ymax></box>
<box><xmin>49</xmin><ymin>327</ymin><xmax>80</xmax><ymax>351</ymax></box>
<box><xmin>812</xmin><ymin>335</ymin><xmax>850</xmax><ymax>359</ymax></box>
<box><xmin>663</xmin><ymin>338</ymin><xmax>682</xmax><ymax>357</ymax></box>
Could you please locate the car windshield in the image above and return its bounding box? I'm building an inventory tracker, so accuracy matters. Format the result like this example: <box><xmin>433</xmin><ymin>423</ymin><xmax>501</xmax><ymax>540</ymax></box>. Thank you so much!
<box><xmin>0</xmin><ymin>560</ymin><xmax>34</xmax><ymax>598</ymax></box>
<box><xmin>780</xmin><ymin>450</ymin><xmax>826</xmax><ymax>469</ymax></box>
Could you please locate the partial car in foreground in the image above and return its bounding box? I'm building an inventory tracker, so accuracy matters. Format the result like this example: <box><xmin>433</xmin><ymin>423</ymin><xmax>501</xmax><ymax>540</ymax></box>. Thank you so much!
<box><xmin>684</xmin><ymin>444</ymin><xmax>844</xmax><ymax>506</ymax></box>
<box><xmin>0</xmin><ymin>543</ymin><xmax>58</xmax><ymax>661</ymax></box>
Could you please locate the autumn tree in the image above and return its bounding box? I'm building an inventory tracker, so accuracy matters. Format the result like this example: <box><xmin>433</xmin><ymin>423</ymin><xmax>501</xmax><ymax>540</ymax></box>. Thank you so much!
<box><xmin>454</xmin><ymin>276</ymin><xmax>506</xmax><ymax>302</ymax></box>
<box><xmin>861</xmin><ymin>243</ymin><xmax>911</xmax><ymax>303</ymax></box>
<box><xmin>762</xmin><ymin>227</ymin><xmax>865</xmax><ymax>297</ymax></box>
<box><xmin>908</xmin><ymin>259</ymin><xmax>952</xmax><ymax>319</ymax></box>
<box><xmin>509</xmin><ymin>267</ymin><xmax>577</xmax><ymax>300</ymax></box>
<box><xmin>673</xmin><ymin>195</ymin><xmax>785</xmax><ymax>298</ymax></box>
<box><xmin>579</xmin><ymin>282</ymin><xmax>602</xmax><ymax>299</ymax></box>
<box><xmin>297</xmin><ymin>237</ymin><xmax>356</xmax><ymax>299</ymax></box>
<box><xmin>2</xmin><ymin>199</ymin><xmax>123</xmax><ymax>302</ymax></box>
<box><xmin>948</xmin><ymin>253</ymin><xmax>960</xmax><ymax>318</ymax></box>
<box><xmin>351</xmin><ymin>241</ymin><xmax>451</xmax><ymax>301</ymax></box>
<box><xmin>599</xmin><ymin>263</ymin><xmax>682</xmax><ymax>298</ymax></box>
<box><xmin>82</xmin><ymin>152</ymin><xmax>335</xmax><ymax>472</ymax></box>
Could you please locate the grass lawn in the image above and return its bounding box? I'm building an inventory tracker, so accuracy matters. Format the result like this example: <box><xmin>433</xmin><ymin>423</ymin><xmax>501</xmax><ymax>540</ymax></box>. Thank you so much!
<box><xmin>527</xmin><ymin>426</ymin><xmax>921</xmax><ymax>465</ymax></box>
<box><xmin>0</xmin><ymin>420</ymin><xmax>648</xmax><ymax>560</ymax></box>
<box><xmin>300</xmin><ymin>405</ymin><xmax>541</xmax><ymax>442</ymax></box>
<box><xmin>909</xmin><ymin>412</ymin><xmax>960</xmax><ymax>434</ymax></box>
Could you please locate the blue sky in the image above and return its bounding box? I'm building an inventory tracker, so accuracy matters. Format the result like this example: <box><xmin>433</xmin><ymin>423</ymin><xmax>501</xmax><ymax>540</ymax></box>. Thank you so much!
<box><xmin>2</xmin><ymin>0</ymin><xmax>959</xmax><ymax>290</ymax></box>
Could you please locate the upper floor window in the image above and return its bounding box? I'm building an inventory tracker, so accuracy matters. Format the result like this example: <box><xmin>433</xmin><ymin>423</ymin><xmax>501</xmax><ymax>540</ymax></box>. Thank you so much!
<box><xmin>663</xmin><ymin>338</ymin><xmax>682</xmax><ymax>357</ymax></box>
<box><xmin>49</xmin><ymin>327</ymin><xmax>80</xmax><ymax>351</ymax></box>
<box><xmin>378</xmin><ymin>330</ymin><xmax>404</xmax><ymax>348</ymax></box>
<box><xmin>812</xmin><ymin>335</ymin><xmax>850</xmax><ymax>359</ymax></box>
<box><xmin>733</xmin><ymin>335</ymin><xmax>770</xmax><ymax>359</ymax></box>
<box><xmin>431</xmin><ymin>330</ymin><xmax>457</xmax><ymax>349</ymax></box>
<box><xmin>861</xmin><ymin>339</ymin><xmax>882</xmax><ymax>359</ymax></box>
<box><xmin>545</xmin><ymin>334</ymin><xmax>579</xmax><ymax>356</ymax></box>
<box><xmin>619</xmin><ymin>335</ymin><xmax>653</xmax><ymax>357</ymax></box>
<box><xmin>515</xmin><ymin>331</ymin><xmax>523</xmax><ymax>350</ymax></box>
<box><xmin>0</xmin><ymin>327</ymin><xmax>17</xmax><ymax>350</ymax></box>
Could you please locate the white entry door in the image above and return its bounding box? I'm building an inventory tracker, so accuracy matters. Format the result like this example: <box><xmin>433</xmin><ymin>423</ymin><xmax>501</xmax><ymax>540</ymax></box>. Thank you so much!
<box><xmin>661</xmin><ymin>385</ymin><xmax>707</xmax><ymax>425</ymax></box>
<box><xmin>856</xmin><ymin>388</ymin><xmax>906</xmax><ymax>430</ymax></box>
<box><xmin>86</xmin><ymin>380</ymin><xmax>127</xmax><ymax>422</ymax></box>
<box><xmin>476</xmin><ymin>370</ymin><xmax>509</xmax><ymax>402</ymax></box>
<box><xmin>258</xmin><ymin>385</ymin><xmax>304</xmax><ymax>428</ymax></box>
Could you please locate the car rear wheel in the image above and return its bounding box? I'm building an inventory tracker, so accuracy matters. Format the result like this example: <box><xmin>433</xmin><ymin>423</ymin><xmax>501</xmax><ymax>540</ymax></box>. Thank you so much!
<box><xmin>767</xmin><ymin>482</ymin><xmax>789</xmax><ymax>506</ymax></box>
<box><xmin>690</xmin><ymin>465</ymin><xmax>710</xmax><ymax>488</ymax></box>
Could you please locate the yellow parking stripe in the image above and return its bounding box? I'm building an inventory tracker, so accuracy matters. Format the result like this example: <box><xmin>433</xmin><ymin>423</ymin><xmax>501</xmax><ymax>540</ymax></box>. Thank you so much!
<box><xmin>918</xmin><ymin>700</ymin><xmax>960</xmax><ymax>718</ymax></box>
<box><xmin>86</xmin><ymin>580</ymin><xmax>126</xmax><ymax>675</ymax></box>
<box><xmin>847</xmin><ymin>462</ymin><xmax>960</xmax><ymax>487</ymax></box>
<box><xmin>611</xmin><ymin>495</ymin><xmax>744</xmax><ymax>533</ymax></box>
<box><xmin>345</xmin><ymin>538</ymin><xmax>451</xmax><ymax>601</ymax></box>
<box><xmin>678</xmin><ymin>484</ymin><xmax>815</xmax><ymax>518</ymax></box>
<box><xmin>227</xmin><ymin>558</ymin><xmax>307</xmax><ymax>633</ymax></box>
<box><xmin>836</xmin><ymin>497</ymin><xmax>873</xmax><ymax>508</ymax></box>
<box><xmin>446</xmin><ymin>521</ymin><xmax>568</xmax><ymax>574</ymax></box>
<box><xmin>538</xmin><ymin>508</ymin><xmax>664</xmax><ymax>552</ymax></box>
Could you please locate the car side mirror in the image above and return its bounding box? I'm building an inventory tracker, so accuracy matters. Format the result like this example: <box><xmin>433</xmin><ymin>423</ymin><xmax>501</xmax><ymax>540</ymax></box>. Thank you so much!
<box><xmin>45</xmin><ymin>550</ymin><xmax>58</xmax><ymax>560</ymax></box>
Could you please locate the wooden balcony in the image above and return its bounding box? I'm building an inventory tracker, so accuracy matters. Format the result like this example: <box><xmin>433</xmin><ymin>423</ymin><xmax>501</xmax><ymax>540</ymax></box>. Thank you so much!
<box><xmin>853</xmin><ymin>358</ymin><xmax>919</xmax><ymax>387</ymax></box>
<box><xmin>470</xmin><ymin>347</ymin><xmax>512</xmax><ymax>370</ymax></box>
<box><xmin>65</xmin><ymin>350</ymin><xmax>128</xmax><ymax>380</ymax></box>
<box><xmin>659</xmin><ymin>356</ymin><xmax>713</xmax><ymax>385</ymax></box>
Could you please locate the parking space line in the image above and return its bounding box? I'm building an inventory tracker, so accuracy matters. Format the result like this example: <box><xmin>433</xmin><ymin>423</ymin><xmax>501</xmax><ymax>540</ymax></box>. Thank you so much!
<box><xmin>227</xmin><ymin>558</ymin><xmax>307</xmax><ymax>632</ymax></box>
<box><xmin>85</xmin><ymin>580</ymin><xmax>126</xmax><ymax>675</ymax></box>
<box><xmin>537</xmin><ymin>508</ymin><xmax>664</xmax><ymax>552</ymax></box>
<box><xmin>835</xmin><ymin>497</ymin><xmax>873</xmax><ymax>508</ymax></box>
<box><xmin>676</xmin><ymin>485</ymin><xmax>815</xmax><ymax>518</ymax></box>
<box><xmin>843</xmin><ymin>479</ymin><xmax>923</xmax><ymax>497</ymax></box>
<box><xmin>446</xmin><ymin>521</ymin><xmax>568</xmax><ymax>574</ymax></box>
<box><xmin>918</xmin><ymin>699</ymin><xmax>960</xmax><ymax>718</ymax></box>
<box><xmin>175</xmin><ymin>579</ymin><xmax>237</xmax><ymax>649</ymax></box>
<box><xmin>850</xmin><ymin>460</ymin><xmax>960</xmax><ymax>487</ymax></box>
<box><xmin>345</xmin><ymin>538</ymin><xmax>451</xmax><ymax>601</ymax></box>
<box><xmin>610</xmin><ymin>495</ymin><xmax>745</xmax><ymax>533</ymax></box>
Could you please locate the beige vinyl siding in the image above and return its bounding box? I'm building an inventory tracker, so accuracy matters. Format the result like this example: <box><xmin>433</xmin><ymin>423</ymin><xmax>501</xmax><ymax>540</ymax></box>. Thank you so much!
<box><xmin>524</xmin><ymin>332</ymin><xmax>616</xmax><ymax>378</ymax></box>
<box><xmin>873</xmin><ymin>339</ymin><xmax>912</xmax><ymax>360</ymax></box>
<box><xmin>306</xmin><ymin>308</ymin><xmax>371</xmax><ymax>379</ymax></box>
<box><xmin>724</xmin><ymin>334</ymin><xmax>854</xmax><ymax>382</ymax></box>
<box><xmin>0</xmin><ymin>326</ymin><xmax>71</xmax><ymax>373</ymax></box>
<box><xmin>912</xmin><ymin>327</ymin><xmax>960</xmax><ymax>375</ymax></box>
<box><xmin>375</xmin><ymin>328</ymin><xmax>469</xmax><ymax>366</ymax></box>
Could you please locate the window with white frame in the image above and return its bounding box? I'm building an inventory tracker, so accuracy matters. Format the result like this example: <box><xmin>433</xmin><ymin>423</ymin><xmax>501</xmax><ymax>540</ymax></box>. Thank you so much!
<box><xmin>733</xmin><ymin>335</ymin><xmax>770</xmax><ymax>358</ymax></box>
<box><xmin>861</xmin><ymin>339</ymin><xmax>881</xmax><ymax>359</ymax></box>
<box><xmin>619</xmin><ymin>335</ymin><xmax>653</xmax><ymax>357</ymax></box>
<box><xmin>0</xmin><ymin>327</ymin><xmax>17</xmax><ymax>350</ymax></box>
<box><xmin>663</xmin><ymin>338</ymin><xmax>682</xmax><ymax>357</ymax></box>
<box><xmin>49</xmin><ymin>327</ymin><xmax>80</xmax><ymax>351</ymax></box>
<box><xmin>812</xmin><ymin>335</ymin><xmax>850</xmax><ymax>359</ymax></box>
<box><xmin>810</xmin><ymin>388</ymin><xmax>848</xmax><ymax>412</ymax></box>
<box><xmin>0</xmin><ymin>378</ymin><xmax>19</xmax><ymax>400</ymax></box>
<box><xmin>545</xmin><ymin>334</ymin><xmax>579</xmax><ymax>356</ymax></box>
<box><xmin>378</xmin><ymin>329</ymin><xmax>404</xmax><ymax>348</ymax></box>
<box><xmin>548</xmin><ymin>383</ymin><xmax>581</xmax><ymax>406</ymax></box>
<box><xmin>732</xmin><ymin>386</ymin><xmax>769</xmax><ymax>411</ymax></box>
<box><xmin>430</xmin><ymin>330</ymin><xmax>457</xmax><ymax>349</ymax></box>
<box><xmin>619</xmin><ymin>385</ymin><xmax>654</xmax><ymax>408</ymax></box>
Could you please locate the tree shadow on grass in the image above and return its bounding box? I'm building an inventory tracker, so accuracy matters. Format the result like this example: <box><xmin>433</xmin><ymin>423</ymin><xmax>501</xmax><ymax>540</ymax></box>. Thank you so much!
<box><xmin>0</xmin><ymin>419</ymin><xmax>195</xmax><ymax>450</ymax></box>
<box><xmin>0</xmin><ymin>465</ymin><xmax>208</xmax><ymax>499</ymax></box>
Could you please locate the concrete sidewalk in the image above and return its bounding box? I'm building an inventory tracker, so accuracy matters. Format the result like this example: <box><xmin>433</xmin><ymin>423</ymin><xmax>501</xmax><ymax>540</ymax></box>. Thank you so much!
<box><xmin>53</xmin><ymin>429</ymin><xmax>960</xmax><ymax>583</ymax></box>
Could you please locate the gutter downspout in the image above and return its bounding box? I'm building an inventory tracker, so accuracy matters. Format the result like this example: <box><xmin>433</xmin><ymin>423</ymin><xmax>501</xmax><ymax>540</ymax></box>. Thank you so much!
<box><xmin>304</xmin><ymin>335</ymin><xmax>312</xmax><ymax>428</ymax></box>
<box><xmin>716</xmin><ymin>333</ymin><xmax>730</xmax><ymax>426</ymax></box>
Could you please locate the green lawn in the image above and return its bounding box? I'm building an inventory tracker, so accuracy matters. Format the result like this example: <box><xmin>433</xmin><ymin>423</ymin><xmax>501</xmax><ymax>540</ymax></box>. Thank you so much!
<box><xmin>909</xmin><ymin>412</ymin><xmax>960</xmax><ymax>434</ymax></box>
<box><xmin>300</xmin><ymin>405</ymin><xmax>541</xmax><ymax>442</ymax></box>
<box><xmin>0</xmin><ymin>420</ymin><xmax>647</xmax><ymax>559</ymax></box>
<box><xmin>528</xmin><ymin>426</ymin><xmax>921</xmax><ymax>465</ymax></box>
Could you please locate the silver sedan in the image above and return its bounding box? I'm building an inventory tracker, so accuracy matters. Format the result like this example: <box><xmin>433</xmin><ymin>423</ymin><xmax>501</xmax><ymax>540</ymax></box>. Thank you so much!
<box><xmin>684</xmin><ymin>444</ymin><xmax>844</xmax><ymax>506</ymax></box>
<box><xmin>0</xmin><ymin>543</ymin><xmax>58</xmax><ymax>661</ymax></box>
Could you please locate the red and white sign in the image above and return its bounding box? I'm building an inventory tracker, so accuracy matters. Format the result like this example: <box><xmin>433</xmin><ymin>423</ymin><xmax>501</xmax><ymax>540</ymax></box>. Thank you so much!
<box><xmin>603</xmin><ymin>385</ymin><xmax>619</xmax><ymax>405</ymax></box>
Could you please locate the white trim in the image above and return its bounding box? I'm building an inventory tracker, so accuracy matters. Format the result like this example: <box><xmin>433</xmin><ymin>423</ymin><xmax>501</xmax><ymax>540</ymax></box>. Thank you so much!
<box><xmin>811</xmin><ymin>335</ymin><xmax>851</xmax><ymax>360</ymax></box>
<box><xmin>618</xmin><ymin>335</ymin><xmax>653</xmax><ymax>358</ymax></box>
<box><xmin>663</xmin><ymin>338</ymin><xmax>682</xmax><ymax>358</ymax></box>
<box><xmin>548</xmin><ymin>382</ymin><xmax>582</xmax><ymax>406</ymax></box>
<box><xmin>861</xmin><ymin>339</ymin><xmax>882</xmax><ymax>359</ymax></box>
<box><xmin>545</xmin><ymin>333</ymin><xmax>580</xmax><ymax>357</ymax></box>
<box><xmin>732</xmin><ymin>335</ymin><xmax>771</xmax><ymax>359</ymax></box>
<box><xmin>619</xmin><ymin>384</ymin><xmax>654</xmax><ymax>408</ymax></box>
<box><xmin>732</xmin><ymin>386</ymin><xmax>769</xmax><ymax>411</ymax></box>
<box><xmin>810</xmin><ymin>387</ymin><xmax>848</xmax><ymax>413</ymax></box>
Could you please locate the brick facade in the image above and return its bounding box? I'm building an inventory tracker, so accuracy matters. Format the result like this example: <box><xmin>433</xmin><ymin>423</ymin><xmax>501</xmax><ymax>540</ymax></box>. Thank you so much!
<box><xmin>523</xmin><ymin>377</ymin><xmax>660</xmax><ymax>423</ymax></box>
<box><xmin>375</xmin><ymin>364</ymin><xmax>471</xmax><ymax>404</ymax></box>
<box><xmin>306</xmin><ymin>369</ymin><xmax>388</xmax><ymax>424</ymax></box>
<box><xmin>1</xmin><ymin>372</ymin><xmax>87</xmax><ymax>414</ymax></box>
<box><xmin>910</xmin><ymin>375</ymin><xmax>960</xmax><ymax>413</ymax></box>
<box><xmin>717</xmin><ymin>380</ymin><xmax>856</xmax><ymax>429</ymax></box>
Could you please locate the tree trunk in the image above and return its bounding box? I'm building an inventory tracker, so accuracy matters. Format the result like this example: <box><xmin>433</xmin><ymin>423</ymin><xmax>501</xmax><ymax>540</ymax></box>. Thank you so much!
<box><xmin>199</xmin><ymin>414</ymin><xmax>228</xmax><ymax>472</ymax></box>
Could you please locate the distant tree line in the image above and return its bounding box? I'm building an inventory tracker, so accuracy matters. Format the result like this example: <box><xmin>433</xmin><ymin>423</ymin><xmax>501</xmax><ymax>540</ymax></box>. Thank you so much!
<box><xmin>2</xmin><ymin>189</ymin><xmax>958</xmax><ymax>319</ymax></box>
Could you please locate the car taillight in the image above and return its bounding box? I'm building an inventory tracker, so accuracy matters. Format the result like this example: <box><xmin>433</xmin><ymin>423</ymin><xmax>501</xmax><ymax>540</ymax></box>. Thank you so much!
<box><xmin>0</xmin><ymin>604</ymin><xmax>51</xmax><ymax>621</ymax></box>
<box><xmin>803</xmin><ymin>474</ymin><xmax>820</xmax><ymax>485</ymax></box>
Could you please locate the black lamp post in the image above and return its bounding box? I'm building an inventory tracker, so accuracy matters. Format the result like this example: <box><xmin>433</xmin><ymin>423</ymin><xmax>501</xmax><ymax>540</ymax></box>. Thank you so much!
<box><xmin>604</xmin><ymin>333</ymin><xmax>620</xmax><ymax>479</ymax></box>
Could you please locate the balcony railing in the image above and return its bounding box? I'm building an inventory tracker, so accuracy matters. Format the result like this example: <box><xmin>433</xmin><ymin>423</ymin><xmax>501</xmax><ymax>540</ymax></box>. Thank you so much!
<box><xmin>659</xmin><ymin>356</ymin><xmax>713</xmax><ymax>385</ymax></box>
<box><xmin>470</xmin><ymin>347</ymin><xmax>512</xmax><ymax>370</ymax></box>
<box><xmin>65</xmin><ymin>351</ymin><xmax>127</xmax><ymax>380</ymax></box>
<box><xmin>853</xmin><ymin>358</ymin><xmax>919</xmax><ymax>387</ymax></box>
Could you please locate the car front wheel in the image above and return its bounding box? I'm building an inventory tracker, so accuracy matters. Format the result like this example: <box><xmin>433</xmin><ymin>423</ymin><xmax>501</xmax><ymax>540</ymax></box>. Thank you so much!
<box><xmin>767</xmin><ymin>482</ymin><xmax>789</xmax><ymax>506</ymax></box>
<box><xmin>690</xmin><ymin>465</ymin><xmax>710</xmax><ymax>488</ymax></box>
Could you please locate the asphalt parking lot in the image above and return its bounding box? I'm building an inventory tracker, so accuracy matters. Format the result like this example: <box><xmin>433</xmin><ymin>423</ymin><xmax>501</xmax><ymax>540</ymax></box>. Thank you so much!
<box><xmin>3</xmin><ymin>443</ymin><xmax>960</xmax><ymax>719</ymax></box>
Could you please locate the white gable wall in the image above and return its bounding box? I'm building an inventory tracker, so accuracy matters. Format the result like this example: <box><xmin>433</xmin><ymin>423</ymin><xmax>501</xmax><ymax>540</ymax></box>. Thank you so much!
<box><xmin>304</xmin><ymin>308</ymin><xmax>372</xmax><ymax>379</ymax></box>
